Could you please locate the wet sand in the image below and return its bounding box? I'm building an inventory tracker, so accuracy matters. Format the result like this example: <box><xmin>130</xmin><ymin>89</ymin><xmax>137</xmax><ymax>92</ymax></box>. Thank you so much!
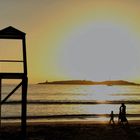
<box><xmin>0</xmin><ymin>121</ymin><xmax>140</xmax><ymax>140</ymax></box>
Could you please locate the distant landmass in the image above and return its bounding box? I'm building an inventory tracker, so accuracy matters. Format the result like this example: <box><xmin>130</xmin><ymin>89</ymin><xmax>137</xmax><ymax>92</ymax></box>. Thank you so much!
<box><xmin>38</xmin><ymin>80</ymin><xmax>140</xmax><ymax>86</ymax></box>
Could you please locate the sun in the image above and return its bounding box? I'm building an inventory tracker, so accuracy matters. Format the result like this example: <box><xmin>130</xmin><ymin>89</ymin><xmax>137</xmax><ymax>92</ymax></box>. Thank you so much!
<box><xmin>57</xmin><ymin>21</ymin><xmax>140</xmax><ymax>81</ymax></box>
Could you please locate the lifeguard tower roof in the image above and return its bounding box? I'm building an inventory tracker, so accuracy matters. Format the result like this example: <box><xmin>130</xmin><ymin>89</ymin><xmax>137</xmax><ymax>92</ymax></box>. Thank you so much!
<box><xmin>0</xmin><ymin>26</ymin><xmax>25</xmax><ymax>39</ymax></box>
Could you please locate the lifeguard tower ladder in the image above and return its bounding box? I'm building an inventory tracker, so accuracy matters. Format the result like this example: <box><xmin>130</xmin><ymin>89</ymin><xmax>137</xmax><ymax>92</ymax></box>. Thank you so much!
<box><xmin>0</xmin><ymin>26</ymin><xmax>28</xmax><ymax>139</ymax></box>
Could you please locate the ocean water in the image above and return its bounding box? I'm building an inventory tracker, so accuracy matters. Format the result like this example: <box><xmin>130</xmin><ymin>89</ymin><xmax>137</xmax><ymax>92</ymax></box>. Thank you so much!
<box><xmin>1</xmin><ymin>84</ymin><xmax>140</xmax><ymax>122</ymax></box>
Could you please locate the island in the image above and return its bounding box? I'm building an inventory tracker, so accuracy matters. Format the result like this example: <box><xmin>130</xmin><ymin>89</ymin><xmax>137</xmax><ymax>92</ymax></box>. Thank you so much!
<box><xmin>38</xmin><ymin>80</ymin><xmax>140</xmax><ymax>86</ymax></box>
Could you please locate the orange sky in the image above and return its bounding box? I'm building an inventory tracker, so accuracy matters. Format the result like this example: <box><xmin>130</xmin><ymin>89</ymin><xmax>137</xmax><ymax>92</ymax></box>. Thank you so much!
<box><xmin>0</xmin><ymin>0</ymin><xmax>140</xmax><ymax>84</ymax></box>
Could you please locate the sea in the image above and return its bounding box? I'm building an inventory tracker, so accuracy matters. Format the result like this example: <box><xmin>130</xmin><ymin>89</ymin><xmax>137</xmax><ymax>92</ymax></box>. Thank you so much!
<box><xmin>1</xmin><ymin>84</ymin><xmax>140</xmax><ymax>123</ymax></box>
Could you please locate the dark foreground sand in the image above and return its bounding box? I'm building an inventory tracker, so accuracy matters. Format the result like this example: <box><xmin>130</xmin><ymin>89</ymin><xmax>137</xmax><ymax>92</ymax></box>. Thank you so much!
<box><xmin>0</xmin><ymin>121</ymin><xmax>140</xmax><ymax>140</ymax></box>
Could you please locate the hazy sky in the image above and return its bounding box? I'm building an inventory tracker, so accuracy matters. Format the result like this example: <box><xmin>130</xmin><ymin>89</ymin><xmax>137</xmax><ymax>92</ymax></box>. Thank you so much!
<box><xmin>0</xmin><ymin>0</ymin><xmax>140</xmax><ymax>83</ymax></box>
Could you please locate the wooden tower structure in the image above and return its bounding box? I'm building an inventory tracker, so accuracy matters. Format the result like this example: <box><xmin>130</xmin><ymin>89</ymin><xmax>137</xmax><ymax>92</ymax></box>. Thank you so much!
<box><xmin>0</xmin><ymin>26</ymin><xmax>28</xmax><ymax>139</ymax></box>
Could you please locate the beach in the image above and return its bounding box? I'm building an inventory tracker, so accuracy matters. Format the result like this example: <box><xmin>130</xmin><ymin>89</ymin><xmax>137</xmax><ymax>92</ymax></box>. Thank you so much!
<box><xmin>1</xmin><ymin>121</ymin><xmax>140</xmax><ymax>140</ymax></box>
<box><xmin>1</xmin><ymin>84</ymin><xmax>140</xmax><ymax>139</ymax></box>
<box><xmin>1</xmin><ymin>0</ymin><xmax>140</xmax><ymax>139</ymax></box>
<box><xmin>1</xmin><ymin>85</ymin><xmax>140</xmax><ymax>139</ymax></box>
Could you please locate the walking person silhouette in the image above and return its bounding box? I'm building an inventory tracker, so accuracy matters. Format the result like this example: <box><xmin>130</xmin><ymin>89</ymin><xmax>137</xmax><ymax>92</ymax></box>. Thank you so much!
<box><xmin>118</xmin><ymin>103</ymin><xmax>128</xmax><ymax>125</ymax></box>
<box><xmin>109</xmin><ymin>110</ymin><xmax>115</xmax><ymax>125</ymax></box>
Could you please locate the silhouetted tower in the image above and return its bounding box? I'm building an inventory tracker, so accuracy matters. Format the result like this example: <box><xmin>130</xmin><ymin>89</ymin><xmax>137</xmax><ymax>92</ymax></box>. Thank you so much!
<box><xmin>0</xmin><ymin>26</ymin><xmax>28</xmax><ymax>140</ymax></box>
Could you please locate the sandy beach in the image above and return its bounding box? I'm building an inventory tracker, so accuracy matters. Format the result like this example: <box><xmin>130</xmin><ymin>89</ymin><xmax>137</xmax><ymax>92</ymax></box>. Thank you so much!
<box><xmin>1</xmin><ymin>121</ymin><xmax>140</xmax><ymax>140</ymax></box>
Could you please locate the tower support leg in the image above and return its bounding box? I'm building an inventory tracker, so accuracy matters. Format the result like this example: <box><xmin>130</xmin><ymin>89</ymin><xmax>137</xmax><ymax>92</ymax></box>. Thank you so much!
<box><xmin>21</xmin><ymin>77</ymin><xmax>28</xmax><ymax>140</ymax></box>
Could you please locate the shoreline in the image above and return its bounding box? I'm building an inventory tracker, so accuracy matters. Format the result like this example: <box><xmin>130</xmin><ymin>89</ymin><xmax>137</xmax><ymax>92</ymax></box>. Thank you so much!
<box><xmin>1</xmin><ymin>114</ymin><xmax>140</xmax><ymax>121</ymax></box>
<box><xmin>1</xmin><ymin>119</ymin><xmax>140</xmax><ymax>127</ymax></box>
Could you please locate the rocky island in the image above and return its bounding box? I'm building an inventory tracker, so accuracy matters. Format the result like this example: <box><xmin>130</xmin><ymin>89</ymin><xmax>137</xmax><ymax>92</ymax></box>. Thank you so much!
<box><xmin>38</xmin><ymin>80</ymin><xmax>140</xmax><ymax>86</ymax></box>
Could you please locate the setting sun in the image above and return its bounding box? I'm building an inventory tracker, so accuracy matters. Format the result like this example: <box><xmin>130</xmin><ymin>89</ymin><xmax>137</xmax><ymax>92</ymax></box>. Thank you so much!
<box><xmin>57</xmin><ymin>22</ymin><xmax>139</xmax><ymax>81</ymax></box>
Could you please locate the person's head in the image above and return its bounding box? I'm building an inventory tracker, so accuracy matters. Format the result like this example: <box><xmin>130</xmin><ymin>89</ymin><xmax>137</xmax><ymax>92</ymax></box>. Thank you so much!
<box><xmin>111</xmin><ymin>111</ymin><xmax>113</xmax><ymax>114</ymax></box>
<box><xmin>121</xmin><ymin>103</ymin><xmax>124</xmax><ymax>106</ymax></box>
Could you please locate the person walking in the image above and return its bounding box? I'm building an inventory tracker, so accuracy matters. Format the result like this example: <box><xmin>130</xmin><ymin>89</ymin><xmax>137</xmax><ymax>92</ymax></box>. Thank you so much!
<box><xmin>119</xmin><ymin>103</ymin><xmax>128</xmax><ymax>125</ymax></box>
<box><xmin>109</xmin><ymin>110</ymin><xmax>115</xmax><ymax>125</ymax></box>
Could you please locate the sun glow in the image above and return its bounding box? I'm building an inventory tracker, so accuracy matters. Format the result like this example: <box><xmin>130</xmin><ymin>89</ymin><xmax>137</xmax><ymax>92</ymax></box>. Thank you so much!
<box><xmin>57</xmin><ymin>22</ymin><xmax>140</xmax><ymax>81</ymax></box>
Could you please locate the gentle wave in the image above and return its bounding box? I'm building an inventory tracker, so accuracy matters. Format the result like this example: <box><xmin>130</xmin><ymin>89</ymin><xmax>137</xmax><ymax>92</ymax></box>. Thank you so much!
<box><xmin>2</xmin><ymin>114</ymin><xmax>140</xmax><ymax>120</ymax></box>
<box><xmin>2</xmin><ymin>100</ymin><xmax>140</xmax><ymax>105</ymax></box>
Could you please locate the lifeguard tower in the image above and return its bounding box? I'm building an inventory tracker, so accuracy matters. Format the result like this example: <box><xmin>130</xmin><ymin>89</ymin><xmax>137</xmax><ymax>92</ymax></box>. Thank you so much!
<box><xmin>0</xmin><ymin>26</ymin><xmax>28</xmax><ymax>139</ymax></box>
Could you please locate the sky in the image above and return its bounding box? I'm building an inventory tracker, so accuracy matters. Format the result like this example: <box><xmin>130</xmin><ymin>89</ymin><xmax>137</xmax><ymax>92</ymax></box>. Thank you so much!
<box><xmin>0</xmin><ymin>0</ymin><xmax>140</xmax><ymax>84</ymax></box>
